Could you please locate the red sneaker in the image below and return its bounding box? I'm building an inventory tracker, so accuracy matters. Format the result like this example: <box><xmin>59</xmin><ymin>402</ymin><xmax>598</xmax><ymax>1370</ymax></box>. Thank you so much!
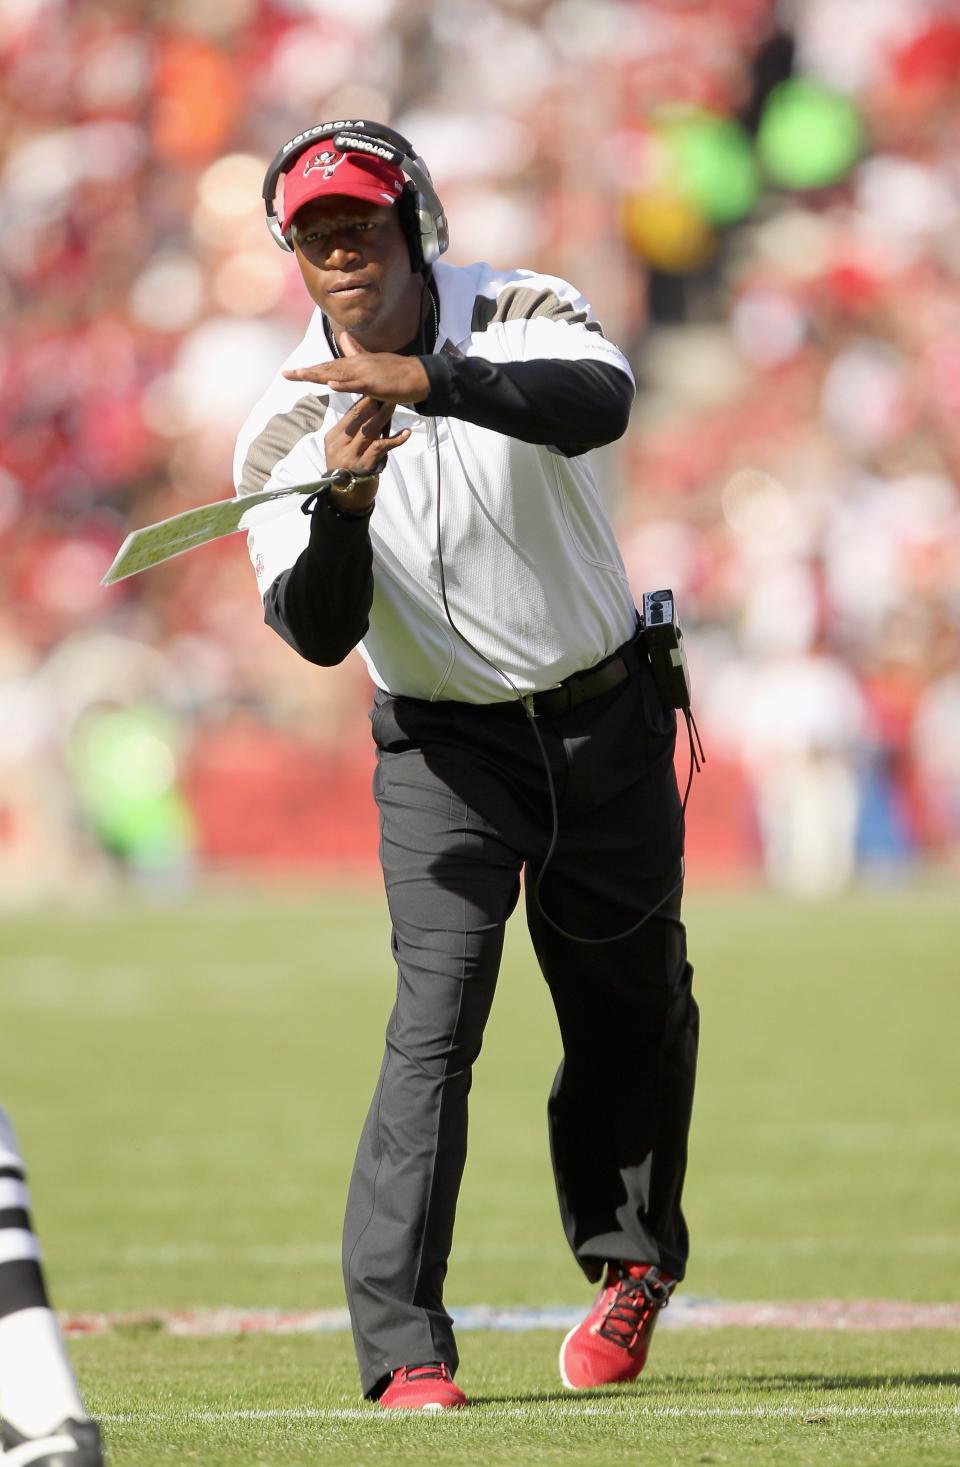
<box><xmin>560</xmin><ymin>1262</ymin><xmax>675</xmax><ymax>1390</ymax></box>
<box><xmin>377</xmin><ymin>1362</ymin><xmax>468</xmax><ymax>1412</ymax></box>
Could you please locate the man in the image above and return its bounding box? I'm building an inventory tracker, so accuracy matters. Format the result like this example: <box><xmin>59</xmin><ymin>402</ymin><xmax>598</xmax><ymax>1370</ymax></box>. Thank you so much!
<box><xmin>235</xmin><ymin>123</ymin><xmax>698</xmax><ymax>1410</ymax></box>
<box><xmin>0</xmin><ymin>1107</ymin><xmax>103</xmax><ymax>1464</ymax></box>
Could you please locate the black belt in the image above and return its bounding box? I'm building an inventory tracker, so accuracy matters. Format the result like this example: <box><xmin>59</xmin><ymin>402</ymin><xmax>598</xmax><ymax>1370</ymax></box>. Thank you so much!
<box><xmin>458</xmin><ymin>632</ymin><xmax>643</xmax><ymax>720</ymax></box>
<box><xmin>525</xmin><ymin>650</ymin><xmax>632</xmax><ymax>717</ymax></box>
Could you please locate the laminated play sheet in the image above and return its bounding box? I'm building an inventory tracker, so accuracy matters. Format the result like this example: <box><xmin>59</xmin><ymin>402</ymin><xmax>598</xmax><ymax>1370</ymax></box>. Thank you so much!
<box><xmin>100</xmin><ymin>483</ymin><xmax>325</xmax><ymax>585</ymax></box>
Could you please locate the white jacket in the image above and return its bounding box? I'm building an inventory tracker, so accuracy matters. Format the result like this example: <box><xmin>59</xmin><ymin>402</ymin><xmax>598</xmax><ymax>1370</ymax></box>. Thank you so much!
<box><xmin>234</xmin><ymin>260</ymin><xmax>637</xmax><ymax>702</ymax></box>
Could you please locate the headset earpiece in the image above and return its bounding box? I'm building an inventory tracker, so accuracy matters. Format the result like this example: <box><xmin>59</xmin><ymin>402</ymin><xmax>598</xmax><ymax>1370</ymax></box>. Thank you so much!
<box><xmin>398</xmin><ymin>182</ymin><xmax>437</xmax><ymax>272</ymax></box>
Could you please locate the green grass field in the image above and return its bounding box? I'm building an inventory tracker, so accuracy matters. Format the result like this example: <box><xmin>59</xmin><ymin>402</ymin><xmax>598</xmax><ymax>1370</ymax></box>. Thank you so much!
<box><xmin>2</xmin><ymin>882</ymin><xmax>959</xmax><ymax>1464</ymax></box>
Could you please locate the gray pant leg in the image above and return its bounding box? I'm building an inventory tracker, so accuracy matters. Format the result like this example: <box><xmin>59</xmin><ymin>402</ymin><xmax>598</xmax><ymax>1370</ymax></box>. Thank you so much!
<box><xmin>527</xmin><ymin>662</ymin><xmax>698</xmax><ymax>1282</ymax></box>
<box><xmin>343</xmin><ymin>729</ymin><xmax>522</xmax><ymax>1397</ymax></box>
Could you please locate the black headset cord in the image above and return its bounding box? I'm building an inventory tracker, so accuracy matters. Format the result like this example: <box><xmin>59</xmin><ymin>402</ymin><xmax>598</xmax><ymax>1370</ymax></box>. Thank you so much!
<box><xmin>430</xmin><ymin>423</ymin><xmax>701</xmax><ymax>946</ymax></box>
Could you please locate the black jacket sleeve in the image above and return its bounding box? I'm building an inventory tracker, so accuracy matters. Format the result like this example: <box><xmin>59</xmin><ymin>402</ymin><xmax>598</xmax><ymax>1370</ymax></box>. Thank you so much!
<box><xmin>262</xmin><ymin>491</ymin><xmax>373</xmax><ymax>666</ymax></box>
<box><xmin>417</xmin><ymin>353</ymin><xmax>634</xmax><ymax>457</ymax></box>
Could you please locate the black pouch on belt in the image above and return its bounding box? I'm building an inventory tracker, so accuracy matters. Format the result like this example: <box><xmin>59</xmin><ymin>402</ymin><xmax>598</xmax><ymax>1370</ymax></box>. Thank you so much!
<box><xmin>641</xmin><ymin>589</ymin><xmax>692</xmax><ymax>712</ymax></box>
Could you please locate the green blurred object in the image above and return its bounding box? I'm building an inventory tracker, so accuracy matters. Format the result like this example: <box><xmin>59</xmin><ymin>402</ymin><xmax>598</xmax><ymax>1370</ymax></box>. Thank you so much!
<box><xmin>663</xmin><ymin>109</ymin><xmax>759</xmax><ymax>225</ymax></box>
<box><xmin>757</xmin><ymin>78</ymin><xmax>863</xmax><ymax>190</ymax></box>
<box><xmin>67</xmin><ymin>704</ymin><xmax>194</xmax><ymax>869</ymax></box>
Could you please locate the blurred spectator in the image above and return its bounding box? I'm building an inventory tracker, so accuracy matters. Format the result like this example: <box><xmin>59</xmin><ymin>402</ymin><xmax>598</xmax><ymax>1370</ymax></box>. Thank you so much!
<box><xmin>3</xmin><ymin>0</ymin><xmax>959</xmax><ymax>896</ymax></box>
<box><xmin>710</xmin><ymin>643</ymin><xmax>868</xmax><ymax>896</ymax></box>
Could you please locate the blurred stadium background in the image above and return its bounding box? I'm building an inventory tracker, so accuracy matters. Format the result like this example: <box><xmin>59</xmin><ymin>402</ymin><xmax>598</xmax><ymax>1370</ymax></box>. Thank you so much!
<box><xmin>2</xmin><ymin>0</ymin><xmax>960</xmax><ymax>902</ymax></box>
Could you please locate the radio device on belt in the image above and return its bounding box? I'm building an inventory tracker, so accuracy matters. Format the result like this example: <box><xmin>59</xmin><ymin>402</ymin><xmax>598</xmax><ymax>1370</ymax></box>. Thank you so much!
<box><xmin>641</xmin><ymin>589</ymin><xmax>691</xmax><ymax>712</ymax></box>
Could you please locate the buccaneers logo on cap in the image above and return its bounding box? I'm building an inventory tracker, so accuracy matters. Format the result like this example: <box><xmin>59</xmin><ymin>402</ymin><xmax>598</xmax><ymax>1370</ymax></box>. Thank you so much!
<box><xmin>303</xmin><ymin>148</ymin><xmax>345</xmax><ymax>181</ymax></box>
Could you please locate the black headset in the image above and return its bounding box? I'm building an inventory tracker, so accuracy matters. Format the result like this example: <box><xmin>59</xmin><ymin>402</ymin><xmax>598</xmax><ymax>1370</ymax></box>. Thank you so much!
<box><xmin>262</xmin><ymin>120</ymin><xmax>448</xmax><ymax>273</ymax></box>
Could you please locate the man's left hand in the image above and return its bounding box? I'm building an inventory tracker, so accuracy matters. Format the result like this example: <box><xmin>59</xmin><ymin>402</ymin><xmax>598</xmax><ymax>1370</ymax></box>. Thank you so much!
<box><xmin>284</xmin><ymin>332</ymin><xmax>430</xmax><ymax>406</ymax></box>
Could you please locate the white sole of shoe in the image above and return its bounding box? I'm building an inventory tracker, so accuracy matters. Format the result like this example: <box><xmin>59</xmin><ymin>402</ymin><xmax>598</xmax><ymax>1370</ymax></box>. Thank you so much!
<box><xmin>3</xmin><ymin>1433</ymin><xmax>83</xmax><ymax>1466</ymax></box>
<box><xmin>378</xmin><ymin>1398</ymin><xmax>466</xmax><ymax>1413</ymax></box>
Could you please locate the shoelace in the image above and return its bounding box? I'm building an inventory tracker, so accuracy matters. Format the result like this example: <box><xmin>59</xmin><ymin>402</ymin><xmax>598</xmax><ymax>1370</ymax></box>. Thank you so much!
<box><xmin>401</xmin><ymin>1363</ymin><xmax>451</xmax><ymax>1382</ymax></box>
<box><xmin>597</xmin><ymin>1269</ymin><xmax>672</xmax><ymax>1350</ymax></box>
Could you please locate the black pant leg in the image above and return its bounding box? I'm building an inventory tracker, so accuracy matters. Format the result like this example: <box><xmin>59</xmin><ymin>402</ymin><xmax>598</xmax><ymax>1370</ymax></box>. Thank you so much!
<box><xmin>525</xmin><ymin>667</ymin><xmax>699</xmax><ymax>1282</ymax></box>
<box><xmin>343</xmin><ymin>697</ymin><xmax>524</xmax><ymax>1397</ymax></box>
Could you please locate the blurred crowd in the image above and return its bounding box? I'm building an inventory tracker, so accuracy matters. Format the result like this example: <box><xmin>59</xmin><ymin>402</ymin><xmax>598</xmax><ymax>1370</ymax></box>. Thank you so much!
<box><xmin>2</xmin><ymin>0</ymin><xmax>959</xmax><ymax>900</ymax></box>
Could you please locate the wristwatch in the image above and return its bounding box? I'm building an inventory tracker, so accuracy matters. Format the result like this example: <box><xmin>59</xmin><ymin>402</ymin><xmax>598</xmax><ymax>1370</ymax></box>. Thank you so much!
<box><xmin>328</xmin><ymin>458</ymin><xmax>389</xmax><ymax>492</ymax></box>
<box><xmin>300</xmin><ymin>459</ymin><xmax>389</xmax><ymax>522</ymax></box>
<box><xmin>329</xmin><ymin>469</ymin><xmax>372</xmax><ymax>490</ymax></box>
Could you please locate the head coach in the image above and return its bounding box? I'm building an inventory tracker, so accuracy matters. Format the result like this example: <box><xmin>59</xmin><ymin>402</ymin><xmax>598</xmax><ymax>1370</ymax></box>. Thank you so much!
<box><xmin>234</xmin><ymin>120</ymin><xmax>699</xmax><ymax>1410</ymax></box>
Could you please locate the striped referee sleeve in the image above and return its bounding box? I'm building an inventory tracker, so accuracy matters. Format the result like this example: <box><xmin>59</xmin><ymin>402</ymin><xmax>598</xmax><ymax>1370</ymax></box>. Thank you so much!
<box><xmin>0</xmin><ymin>1153</ymin><xmax>49</xmax><ymax>1319</ymax></box>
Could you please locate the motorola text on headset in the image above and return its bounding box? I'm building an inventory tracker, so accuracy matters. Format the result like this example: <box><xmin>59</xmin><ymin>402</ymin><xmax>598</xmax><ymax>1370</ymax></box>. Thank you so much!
<box><xmin>267</xmin><ymin>121</ymin><xmax>703</xmax><ymax>944</ymax></box>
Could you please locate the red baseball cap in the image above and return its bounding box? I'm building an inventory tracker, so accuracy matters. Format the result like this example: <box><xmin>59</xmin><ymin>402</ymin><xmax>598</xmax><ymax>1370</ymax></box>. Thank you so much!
<box><xmin>279</xmin><ymin>140</ymin><xmax>406</xmax><ymax>233</ymax></box>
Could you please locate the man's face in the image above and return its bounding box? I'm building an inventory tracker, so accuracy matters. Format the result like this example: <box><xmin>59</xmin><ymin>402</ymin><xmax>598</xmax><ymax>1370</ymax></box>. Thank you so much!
<box><xmin>290</xmin><ymin>196</ymin><xmax>418</xmax><ymax>347</ymax></box>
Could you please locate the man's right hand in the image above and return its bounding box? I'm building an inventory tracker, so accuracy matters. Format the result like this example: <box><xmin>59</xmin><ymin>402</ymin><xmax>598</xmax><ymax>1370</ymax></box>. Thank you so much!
<box><xmin>323</xmin><ymin>395</ymin><xmax>411</xmax><ymax>513</ymax></box>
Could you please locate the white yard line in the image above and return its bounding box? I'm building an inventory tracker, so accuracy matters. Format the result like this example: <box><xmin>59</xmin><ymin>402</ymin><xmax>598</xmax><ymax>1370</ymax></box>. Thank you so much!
<box><xmin>97</xmin><ymin>1404</ymin><xmax>960</xmax><ymax>1424</ymax></box>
